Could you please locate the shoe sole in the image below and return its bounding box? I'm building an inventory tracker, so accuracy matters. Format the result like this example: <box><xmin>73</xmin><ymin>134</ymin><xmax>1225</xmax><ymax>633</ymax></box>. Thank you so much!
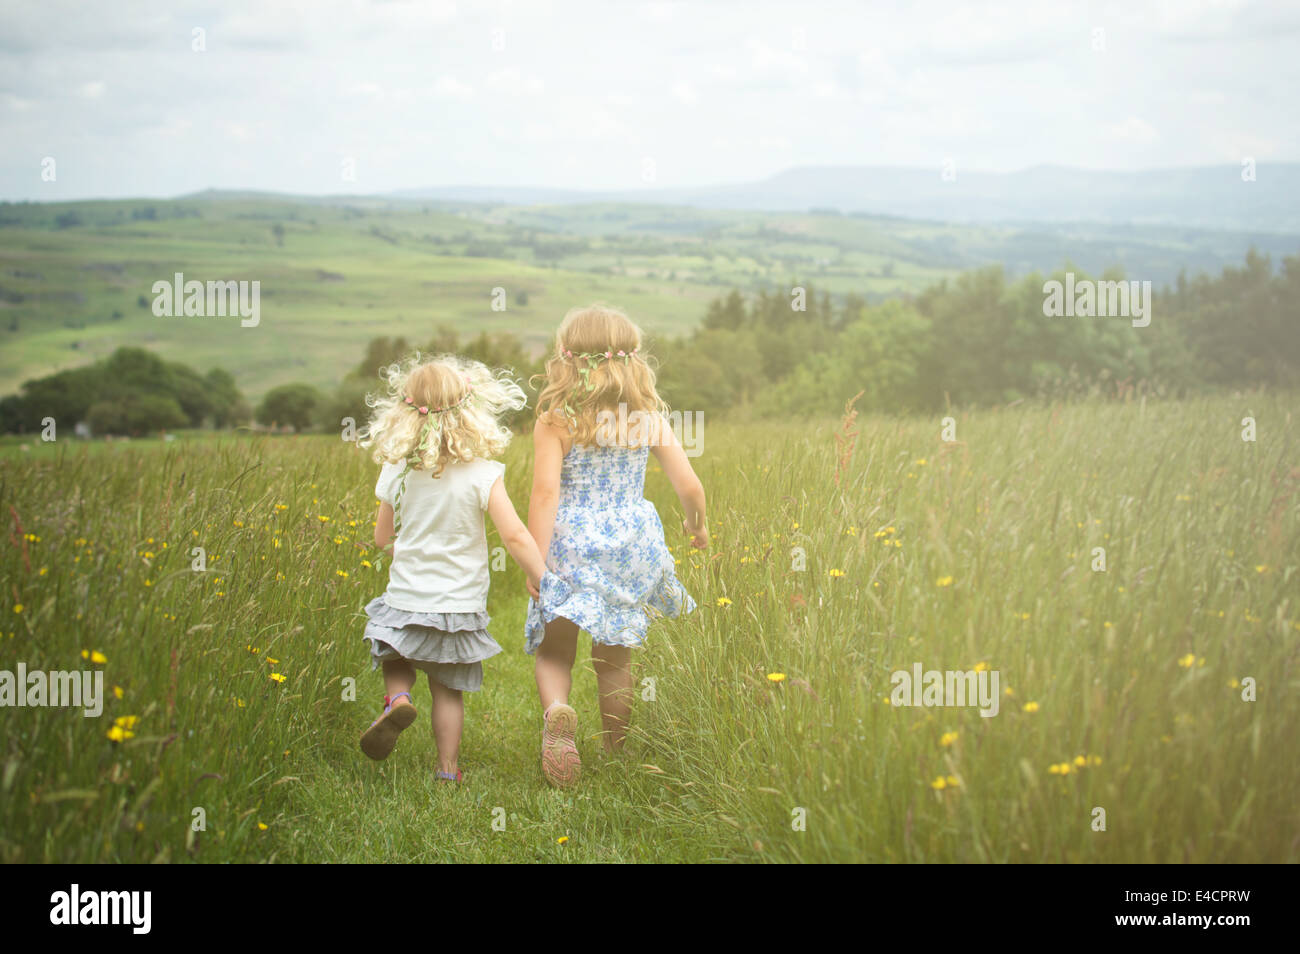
<box><xmin>541</xmin><ymin>704</ymin><xmax>582</xmax><ymax>788</ymax></box>
<box><xmin>360</xmin><ymin>702</ymin><xmax>417</xmax><ymax>761</ymax></box>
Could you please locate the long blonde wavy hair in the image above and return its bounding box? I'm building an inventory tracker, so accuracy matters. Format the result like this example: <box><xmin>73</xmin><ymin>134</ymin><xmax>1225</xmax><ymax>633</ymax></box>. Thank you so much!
<box><xmin>363</xmin><ymin>353</ymin><xmax>526</xmax><ymax>478</ymax></box>
<box><xmin>533</xmin><ymin>304</ymin><xmax>669</xmax><ymax>447</ymax></box>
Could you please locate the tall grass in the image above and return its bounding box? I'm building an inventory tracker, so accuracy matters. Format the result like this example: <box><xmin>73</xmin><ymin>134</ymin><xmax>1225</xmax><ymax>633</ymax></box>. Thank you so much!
<box><xmin>1</xmin><ymin>393</ymin><xmax>1295</xmax><ymax>862</ymax></box>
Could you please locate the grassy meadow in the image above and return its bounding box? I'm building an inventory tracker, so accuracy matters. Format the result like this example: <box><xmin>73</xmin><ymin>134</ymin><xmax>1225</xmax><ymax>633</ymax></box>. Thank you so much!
<box><xmin>1</xmin><ymin>392</ymin><xmax>1296</xmax><ymax>863</ymax></box>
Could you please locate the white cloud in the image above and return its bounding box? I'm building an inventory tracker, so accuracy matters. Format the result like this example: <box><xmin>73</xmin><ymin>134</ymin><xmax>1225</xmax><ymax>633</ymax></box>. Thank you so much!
<box><xmin>1221</xmin><ymin>131</ymin><xmax>1278</xmax><ymax>160</ymax></box>
<box><xmin>486</xmin><ymin>68</ymin><xmax>544</xmax><ymax>97</ymax></box>
<box><xmin>639</xmin><ymin>2</ymin><xmax>676</xmax><ymax>21</ymax></box>
<box><xmin>1106</xmin><ymin>117</ymin><xmax>1160</xmax><ymax>145</ymax></box>
<box><xmin>2</xmin><ymin>93</ymin><xmax>35</xmax><ymax>111</ymax></box>
<box><xmin>0</xmin><ymin>0</ymin><xmax>1295</xmax><ymax>198</ymax></box>
<box><xmin>432</xmin><ymin>76</ymin><xmax>474</xmax><ymax>100</ymax></box>
<box><xmin>745</xmin><ymin>36</ymin><xmax>809</xmax><ymax>79</ymax></box>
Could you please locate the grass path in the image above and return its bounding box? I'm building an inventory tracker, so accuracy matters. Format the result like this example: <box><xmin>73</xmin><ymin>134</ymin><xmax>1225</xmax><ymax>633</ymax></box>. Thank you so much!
<box><xmin>291</xmin><ymin>598</ymin><xmax>733</xmax><ymax>864</ymax></box>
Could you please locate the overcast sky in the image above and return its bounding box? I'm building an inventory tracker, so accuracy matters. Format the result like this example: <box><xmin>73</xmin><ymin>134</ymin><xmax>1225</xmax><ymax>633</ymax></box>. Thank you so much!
<box><xmin>3</xmin><ymin>0</ymin><xmax>1299</xmax><ymax>201</ymax></box>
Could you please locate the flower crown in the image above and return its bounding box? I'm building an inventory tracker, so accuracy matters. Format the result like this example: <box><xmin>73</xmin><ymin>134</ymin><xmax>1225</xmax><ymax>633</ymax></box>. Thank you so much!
<box><xmin>404</xmin><ymin>379</ymin><xmax>474</xmax><ymax>415</ymax></box>
<box><xmin>562</xmin><ymin>347</ymin><xmax>638</xmax><ymax>363</ymax></box>
<box><xmin>560</xmin><ymin>346</ymin><xmax>639</xmax><ymax>420</ymax></box>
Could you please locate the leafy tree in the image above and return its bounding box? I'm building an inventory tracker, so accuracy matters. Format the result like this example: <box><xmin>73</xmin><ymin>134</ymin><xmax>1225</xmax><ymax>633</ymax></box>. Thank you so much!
<box><xmin>164</xmin><ymin>360</ymin><xmax>215</xmax><ymax>426</ymax></box>
<box><xmin>16</xmin><ymin>365</ymin><xmax>103</xmax><ymax>431</ymax></box>
<box><xmin>257</xmin><ymin>383</ymin><xmax>322</xmax><ymax>431</ymax></box>
<box><xmin>759</xmin><ymin>301</ymin><xmax>931</xmax><ymax>415</ymax></box>
<box><xmin>87</xmin><ymin>394</ymin><xmax>188</xmax><ymax>436</ymax></box>
<box><xmin>0</xmin><ymin>394</ymin><xmax>27</xmax><ymax>433</ymax></box>
<box><xmin>206</xmin><ymin>368</ymin><xmax>251</xmax><ymax>428</ymax></box>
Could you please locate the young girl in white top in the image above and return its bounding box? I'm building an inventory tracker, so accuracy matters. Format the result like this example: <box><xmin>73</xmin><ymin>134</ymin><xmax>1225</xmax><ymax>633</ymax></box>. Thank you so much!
<box><xmin>359</xmin><ymin>354</ymin><xmax>546</xmax><ymax>782</ymax></box>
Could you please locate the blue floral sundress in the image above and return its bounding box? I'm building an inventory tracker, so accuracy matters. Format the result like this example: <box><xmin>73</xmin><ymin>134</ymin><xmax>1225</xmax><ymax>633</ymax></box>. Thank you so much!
<box><xmin>525</xmin><ymin>441</ymin><xmax>695</xmax><ymax>654</ymax></box>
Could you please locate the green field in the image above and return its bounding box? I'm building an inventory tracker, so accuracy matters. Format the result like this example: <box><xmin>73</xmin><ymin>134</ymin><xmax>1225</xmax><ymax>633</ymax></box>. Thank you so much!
<box><xmin>0</xmin><ymin>199</ymin><xmax>719</xmax><ymax>399</ymax></box>
<box><xmin>2</xmin><ymin>393</ymin><xmax>1295</xmax><ymax>862</ymax></box>
<box><xmin>4</xmin><ymin>195</ymin><xmax>1295</xmax><ymax>404</ymax></box>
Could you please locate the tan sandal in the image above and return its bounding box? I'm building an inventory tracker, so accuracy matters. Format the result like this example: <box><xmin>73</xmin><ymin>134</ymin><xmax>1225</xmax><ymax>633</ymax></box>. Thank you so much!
<box><xmin>541</xmin><ymin>702</ymin><xmax>581</xmax><ymax>788</ymax></box>
<box><xmin>360</xmin><ymin>692</ymin><xmax>417</xmax><ymax>761</ymax></box>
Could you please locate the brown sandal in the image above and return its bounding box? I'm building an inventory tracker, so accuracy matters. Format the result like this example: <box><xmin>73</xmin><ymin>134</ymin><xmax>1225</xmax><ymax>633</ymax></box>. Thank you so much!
<box><xmin>360</xmin><ymin>692</ymin><xmax>417</xmax><ymax>761</ymax></box>
<box><xmin>541</xmin><ymin>703</ymin><xmax>581</xmax><ymax>788</ymax></box>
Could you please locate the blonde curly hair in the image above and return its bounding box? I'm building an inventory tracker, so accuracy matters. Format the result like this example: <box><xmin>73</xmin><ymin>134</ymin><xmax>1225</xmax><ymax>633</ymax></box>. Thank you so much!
<box><xmin>363</xmin><ymin>353</ymin><xmax>526</xmax><ymax>478</ymax></box>
<box><xmin>533</xmin><ymin>304</ymin><xmax>669</xmax><ymax>447</ymax></box>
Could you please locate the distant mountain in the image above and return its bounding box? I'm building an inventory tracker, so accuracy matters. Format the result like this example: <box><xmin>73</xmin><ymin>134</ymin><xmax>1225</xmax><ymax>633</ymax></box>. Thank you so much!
<box><xmin>392</xmin><ymin>164</ymin><xmax>1300</xmax><ymax>234</ymax></box>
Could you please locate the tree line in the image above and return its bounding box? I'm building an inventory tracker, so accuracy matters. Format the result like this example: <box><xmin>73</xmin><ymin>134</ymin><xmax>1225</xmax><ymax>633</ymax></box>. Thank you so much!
<box><xmin>0</xmin><ymin>347</ymin><xmax>249</xmax><ymax>436</ymax></box>
<box><xmin>655</xmin><ymin>249</ymin><xmax>1298</xmax><ymax>415</ymax></box>
<box><xmin>2</xmin><ymin>250</ymin><xmax>1296</xmax><ymax>436</ymax></box>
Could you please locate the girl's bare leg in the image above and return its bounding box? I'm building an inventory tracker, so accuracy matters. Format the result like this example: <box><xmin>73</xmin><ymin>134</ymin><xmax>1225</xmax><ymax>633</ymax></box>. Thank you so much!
<box><xmin>591</xmin><ymin>643</ymin><xmax>633</xmax><ymax>751</ymax></box>
<box><xmin>535</xmin><ymin>618</ymin><xmax>582</xmax><ymax>787</ymax></box>
<box><xmin>383</xmin><ymin>659</ymin><xmax>416</xmax><ymax>703</ymax></box>
<box><xmin>428</xmin><ymin>674</ymin><xmax>464</xmax><ymax>775</ymax></box>
<box><xmin>359</xmin><ymin>659</ymin><xmax>417</xmax><ymax>761</ymax></box>
<box><xmin>534</xmin><ymin>617</ymin><xmax>579</xmax><ymax>711</ymax></box>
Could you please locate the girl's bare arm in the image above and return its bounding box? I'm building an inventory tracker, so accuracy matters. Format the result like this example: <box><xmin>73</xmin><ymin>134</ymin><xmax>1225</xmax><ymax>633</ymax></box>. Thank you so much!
<box><xmin>527</xmin><ymin>417</ymin><xmax>567</xmax><ymax>560</ymax></box>
<box><xmin>374</xmin><ymin>502</ymin><xmax>395</xmax><ymax>553</ymax></box>
<box><xmin>649</xmin><ymin>417</ymin><xmax>708</xmax><ymax>548</ymax></box>
<box><xmin>487</xmin><ymin>477</ymin><xmax>545</xmax><ymax>597</ymax></box>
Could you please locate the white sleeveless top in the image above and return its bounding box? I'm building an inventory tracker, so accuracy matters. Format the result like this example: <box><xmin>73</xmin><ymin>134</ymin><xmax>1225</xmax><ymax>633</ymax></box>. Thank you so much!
<box><xmin>375</xmin><ymin>457</ymin><xmax>505</xmax><ymax>613</ymax></box>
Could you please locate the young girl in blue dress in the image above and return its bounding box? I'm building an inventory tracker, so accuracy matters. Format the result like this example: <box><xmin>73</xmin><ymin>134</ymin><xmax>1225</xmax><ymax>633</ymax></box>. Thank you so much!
<box><xmin>526</xmin><ymin>305</ymin><xmax>707</xmax><ymax>787</ymax></box>
<box><xmin>359</xmin><ymin>354</ymin><xmax>546</xmax><ymax>782</ymax></box>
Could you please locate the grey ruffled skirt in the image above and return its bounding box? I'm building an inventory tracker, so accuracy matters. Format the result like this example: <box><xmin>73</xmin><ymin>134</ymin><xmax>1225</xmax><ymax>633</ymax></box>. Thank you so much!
<box><xmin>362</xmin><ymin>596</ymin><xmax>501</xmax><ymax>692</ymax></box>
